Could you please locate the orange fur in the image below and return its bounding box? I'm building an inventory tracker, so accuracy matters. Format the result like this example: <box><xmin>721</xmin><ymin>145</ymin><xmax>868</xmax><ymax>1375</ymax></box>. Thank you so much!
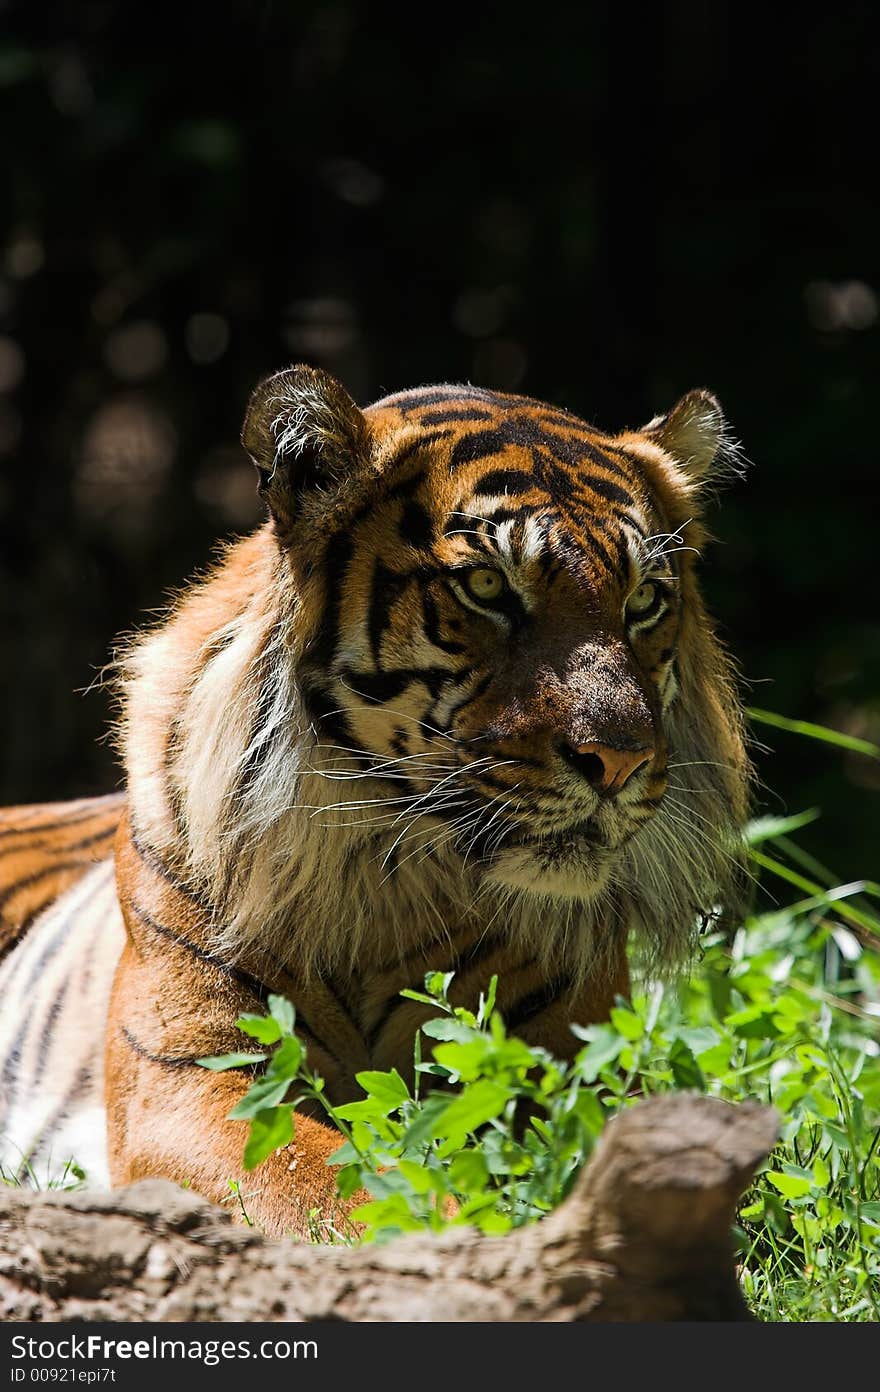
<box><xmin>2</xmin><ymin>369</ymin><xmax>748</xmax><ymax>1236</ymax></box>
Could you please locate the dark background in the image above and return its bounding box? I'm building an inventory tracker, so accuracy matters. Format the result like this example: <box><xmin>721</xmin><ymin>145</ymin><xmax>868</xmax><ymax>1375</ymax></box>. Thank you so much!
<box><xmin>1</xmin><ymin>2</ymin><xmax>878</xmax><ymax>878</ymax></box>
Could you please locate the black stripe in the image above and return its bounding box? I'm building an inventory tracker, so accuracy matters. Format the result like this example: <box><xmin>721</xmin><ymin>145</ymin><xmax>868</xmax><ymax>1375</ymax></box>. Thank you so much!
<box><xmin>0</xmin><ymin>796</ymin><xmax>123</xmax><ymax>842</ymax></box>
<box><xmin>562</xmin><ymin>434</ymin><xmax>635</xmax><ymax>477</ymax></box>
<box><xmin>0</xmin><ymin>871</ymin><xmax>99</xmax><ymax>1111</ymax></box>
<box><xmin>398</xmin><ymin>499</ymin><xmax>434</xmax><ymax>550</ymax></box>
<box><xmin>580</xmin><ymin>475</ymin><xmax>634</xmax><ymax>508</ymax></box>
<box><xmin>368</xmin><ymin>562</ymin><xmax>411</xmax><ymax>661</ymax></box>
<box><xmin>472</xmin><ymin>469</ymin><xmax>538</xmax><ymax>496</ymax></box>
<box><xmin>129</xmin><ymin>828</ymin><xmax>212</xmax><ymax>910</ymax></box>
<box><xmin>126</xmin><ymin>899</ymin><xmax>347</xmax><ymax>1069</ymax></box>
<box><xmin>380</xmin><ymin>386</ymin><xmax>494</xmax><ymax>413</ymax></box>
<box><xmin>422</xmin><ymin>589</ymin><xmax>466</xmax><ymax>655</ymax></box>
<box><xmin>0</xmin><ymin>859</ymin><xmax>98</xmax><ymax>915</ymax></box>
<box><xmin>621</xmin><ymin>512</ymin><xmax>647</xmax><ymax>540</ymax></box>
<box><xmin>0</xmin><ymin>825</ymin><xmax>118</xmax><ymax>864</ymax></box>
<box><xmin>122</xmin><ymin>1020</ymin><xmax>341</xmax><ymax>1080</ymax></box>
<box><xmin>319</xmin><ymin>971</ymin><xmax>363</xmax><ymax>1035</ymax></box>
<box><xmin>341</xmin><ymin>665</ymin><xmax>452</xmax><ymax>704</ymax></box>
<box><xmin>129</xmin><ymin>900</ymin><xmax>268</xmax><ymax>1001</ymax></box>
<box><xmin>450</xmin><ymin>426</ymin><xmax>517</xmax><ymax>470</ymax></box>
<box><xmin>22</xmin><ymin>1063</ymin><xmax>95</xmax><ymax>1174</ymax></box>
<box><xmin>504</xmin><ymin>974</ymin><xmax>573</xmax><ymax>1031</ymax></box>
<box><xmin>473</xmin><ymin>769</ymin><xmax>525</xmax><ymax>793</ymax></box>
<box><xmin>300</xmin><ymin>680</ymin><xmax>356</xmax><ymax>748</ymax></box>
<box><xmin>369</xmin><ymin>927</ymin><xmax>507</xmax><ymax>1044</ymax></box>
<box><xmin>418</xmin><ymin>408</ymin><xmax>495</xmax><ymax>424</ymax></box>
<box><xmin>443</xmin><ymin>670</ymin><xmax>493</xmax><ymax>721</ymax></box>
<box><xmin>308</xmin><ymin>530</ymin><xmax>354</xmax><ymax>670</ymax></box>
<box><xmin>121</xmin><ymin>1025</ymin><xmax>202</xmax><ymax>1071</ymax></box>
<box><xmin>457</xmin><ymin>930</ymin><xmax>507</xmax><ymax>976</ymax></box>
<box><xmin>31</xmin><ymin>977</ymin><xmax>71</xmax><ymax>1087</ymax></box>
<box><xmin>382</xmin><ymin>432</ymin><xmax>451</xmax><ymax>485</ymax></box>
<box><xmin>573</xmin><ymin>521</ymin><xmax>617</xmax><ymax>572</ymax></box>
<box><xmin>477</xmin><ymin>505</ymin><xmax>529</xmax><ymax>530</ymax></box>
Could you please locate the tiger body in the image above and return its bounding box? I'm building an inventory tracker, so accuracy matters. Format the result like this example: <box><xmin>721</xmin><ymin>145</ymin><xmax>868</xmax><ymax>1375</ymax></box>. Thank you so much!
<box><xmin>0</xmin><ymin>796</ymin><xmax>123</xmax><ymax>1184</ymax></box>
<box><xmin>0</xmin><ymin>369</ymin><xmax>748</xmax><ymax>1233</ymax></box>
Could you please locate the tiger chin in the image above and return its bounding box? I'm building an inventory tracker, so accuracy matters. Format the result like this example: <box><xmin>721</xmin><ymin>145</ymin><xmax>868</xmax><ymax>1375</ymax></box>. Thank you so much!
<box><xmin>0</xmin><ymin>365</ymin><xmax>750</xmax><ymax>1237</ymax></box>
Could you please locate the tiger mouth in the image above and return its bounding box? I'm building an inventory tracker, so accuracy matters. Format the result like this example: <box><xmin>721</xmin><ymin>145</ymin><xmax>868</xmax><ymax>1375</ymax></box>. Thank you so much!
<box><xmin>482</xmin><ymin>819</ymin><xmax>608</xmax><ymax>863</ymax></box>
<box><xmin>511</xmin><ymin>820</ymin><xmax>605</xmax><ymax>848</ymax></box>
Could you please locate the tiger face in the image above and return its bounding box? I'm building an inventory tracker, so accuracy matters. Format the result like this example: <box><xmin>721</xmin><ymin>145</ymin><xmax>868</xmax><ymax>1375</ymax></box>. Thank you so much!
<box><xmin>242</xmin><ymin>370</ymin><xmax>747</xmax><ymax>912</ymax></box>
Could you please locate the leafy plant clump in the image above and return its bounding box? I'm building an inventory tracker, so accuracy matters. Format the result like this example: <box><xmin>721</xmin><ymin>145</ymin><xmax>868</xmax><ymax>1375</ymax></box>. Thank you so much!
<box><xmin>202</xmin><ymin>714</ymin><xmax>880</xmax><ymax>1322</ymax></box>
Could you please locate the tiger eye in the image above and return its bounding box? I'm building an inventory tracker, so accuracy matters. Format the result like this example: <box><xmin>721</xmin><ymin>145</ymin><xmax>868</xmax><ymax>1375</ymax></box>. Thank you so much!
<box><xmin>464</xmin><ymin>567</ymin><xmax>506</xmax><ymax>603</ymax></box>
<box><xmin>625</xmin><ymin>581</ymin><xmax>658</xmax><ymax>618</ymax></box>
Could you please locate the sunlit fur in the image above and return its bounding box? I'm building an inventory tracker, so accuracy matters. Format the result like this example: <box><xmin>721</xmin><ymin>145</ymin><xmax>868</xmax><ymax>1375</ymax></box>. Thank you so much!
<box><xmin>117</xmin><ymin>375</ymin><xmax>749</xmax><ymax>991</ymax></box>
<box><xmin>0</xmin><ymin>369</ymin><xmax>750</xmax><ymax>1221</ymax></box>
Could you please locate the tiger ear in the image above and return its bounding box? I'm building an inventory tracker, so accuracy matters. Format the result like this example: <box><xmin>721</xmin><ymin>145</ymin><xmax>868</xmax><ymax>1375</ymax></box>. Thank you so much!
<box><xmin>241</xmin><ymin>364</ymin><xmax>370</xmax><ymax>525</ymax></box>
<box><xmin>642</xmin><ymin>389</ymin><xmax>728</xmax><ymax>483</ymax></box>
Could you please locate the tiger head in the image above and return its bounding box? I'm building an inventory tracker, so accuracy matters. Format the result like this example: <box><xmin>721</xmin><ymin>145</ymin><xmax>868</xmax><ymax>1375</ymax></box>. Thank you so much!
<box><xmin>226</xmin><ymin>365</ymin><xmax>749</xmax><ymax>962</ymax></box>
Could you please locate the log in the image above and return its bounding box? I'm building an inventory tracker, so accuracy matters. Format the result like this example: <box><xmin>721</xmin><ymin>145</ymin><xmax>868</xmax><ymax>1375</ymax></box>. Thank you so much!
<box><xmin>0</xmin><ymin>1094</ymin><xmax>777</xmax><ymax>1322</ymax></box>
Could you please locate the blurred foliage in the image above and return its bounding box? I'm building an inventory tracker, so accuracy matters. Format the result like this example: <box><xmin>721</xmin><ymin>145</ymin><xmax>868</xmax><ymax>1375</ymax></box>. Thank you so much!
<box><xmin>0</xmin><ymin>2</ymin><xmax>878</xmax><ymax>875</ymax></box>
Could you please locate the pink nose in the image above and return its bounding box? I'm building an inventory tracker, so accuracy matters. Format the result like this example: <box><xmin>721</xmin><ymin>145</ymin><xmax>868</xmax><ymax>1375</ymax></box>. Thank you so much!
<box><xmin>561</xmin><ymin>742</ymin><xmax>653</xmax><ymax>796</ymax></box>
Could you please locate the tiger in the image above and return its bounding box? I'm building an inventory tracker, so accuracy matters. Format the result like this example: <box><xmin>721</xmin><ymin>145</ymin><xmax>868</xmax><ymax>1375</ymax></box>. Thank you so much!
<box><xmin>0</xmin><ymin>365</ymin><xmax>750</xmax><ymax>1235</ymax></box>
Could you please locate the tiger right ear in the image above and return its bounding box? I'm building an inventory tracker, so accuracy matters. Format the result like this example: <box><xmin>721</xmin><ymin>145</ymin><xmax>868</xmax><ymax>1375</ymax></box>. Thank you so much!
<box><xmin>241</xmin><ymin>365</ymin><xmax>370</xmax><ymax>527</ymax></box>
<box><xmin>641</xmin><ymin>389</ymin><xmax>727</xmax><ymax>484</ymax></box>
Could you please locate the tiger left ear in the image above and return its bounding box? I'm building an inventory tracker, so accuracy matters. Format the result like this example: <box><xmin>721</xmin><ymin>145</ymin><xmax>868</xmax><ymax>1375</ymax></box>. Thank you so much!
<box><xmin>242</xmin><ymin>364</ymin><xmax>370</xmax><ymax>528</ymax></box>
<box><xmin>642</xmin><ymin>389</ymin><xmax>727</xmax><ymax>483</ymax></box>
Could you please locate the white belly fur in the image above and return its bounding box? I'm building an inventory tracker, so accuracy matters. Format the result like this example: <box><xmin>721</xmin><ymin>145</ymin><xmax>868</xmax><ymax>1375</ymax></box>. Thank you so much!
<box><xmin>0</xmin><ymin>859</ymin><xmax>124</xmax><ymax>1188</ymax></box>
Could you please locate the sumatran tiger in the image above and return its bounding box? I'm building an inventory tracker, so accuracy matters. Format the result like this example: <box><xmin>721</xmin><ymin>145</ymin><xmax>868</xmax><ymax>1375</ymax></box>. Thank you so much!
<box><xmin>0</xmin><ymin>366</ymin><xmax>750</xmax><ymax>1235</ymax></box>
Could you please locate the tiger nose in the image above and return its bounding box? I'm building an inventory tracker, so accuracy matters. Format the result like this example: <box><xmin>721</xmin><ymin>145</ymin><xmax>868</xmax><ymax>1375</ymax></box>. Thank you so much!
<box><xmin>559</xmin><ymin>741</ymin><xmax>653</xmax><ymax>796</ymax></box>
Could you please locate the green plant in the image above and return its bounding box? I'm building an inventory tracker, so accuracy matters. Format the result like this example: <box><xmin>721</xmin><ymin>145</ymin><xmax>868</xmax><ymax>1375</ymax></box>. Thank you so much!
<box><xmin>0</xmin><ymin>1154</ymin><xmax>87</xmax><ymax>1191</ymax></box>
<box><xmin>200</xmin><ymin>714</ymin><xmax>880</xmax><ymax>1321</ymax></box>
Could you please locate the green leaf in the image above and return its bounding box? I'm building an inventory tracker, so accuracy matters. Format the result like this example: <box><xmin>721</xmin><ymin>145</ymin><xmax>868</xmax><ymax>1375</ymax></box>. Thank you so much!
<box><xmin>421</xmin><ymin>1018</ymin><xmax>477</xmax><ymax>1043</ymax></box>
<box><xmin>399</xmin><ymin>988</ymin><xmax>444</xmax><ymax>1007</ymax></box>
<box><xmin>333</xmin><ymin>1097</ymin><xmax>394</xmax><ymax>1124</ymax></box>
<box><xmin>196</xmin><ymin>1051</ymin><xmax>266</xmax><ymax>1071</ymax></box>
<box><xmin>668</xmin><ymin>1037</ymin><xmax>705</xmax><ymax>1090</ymax></box>
<box><xmin>744</xmin><ymin>809</ymin><xmax>822</xmax><ymax>845</ymax></box>
<box><xmin>228</xmin><ymin>1074</ymin><xmax>292</xmax><ymax>1120</ymax></box>
<box><xmin>570</xmin><ymin>1087</ymin><xmax>605</xmax><ymax>1136</ymax></box>
<box><xmin>354</xmin><ymin>1069</ymin><xmax>410</xmax><ymax>1108</ymax></box>
<box><xmin>348</xmin><ymin>1195</ymin><xmax>424</xmax><ymax>1233</ymax></box>
<box><xmin>267</xmin><ymin>1034</ymin><xmax>303</xmax><ymax>1079</ymax></box>
<box><xmin>267</xmin><ymin>995</ymin><xmax>296</xmax><ymax>1036</ymax></box>
<box><xmin>674</xmin><ymin>1026</ymin><xmax>721</xmax><ymax>1057</ymax></box>
<box><xmin>396</xmin><ymin>1159</ymin><xmax>439</xmax><ymax>1195</ymax></box>
<box><xmin>242</xmin><ymin>1105</ymin><xmax>293</xmax><ymax>1170</ymax></box>
<box><xmin>477</xmin><ymin>974</ymin><xmax>498</xmax><ymax>1026</ymax></box>
<box><xmin>725</xmin><ymin>1004</ymin><xmax>781</xmax><ymax>1040</ymax></box>
<box><xmin>739</xmin><ymin>1199</ymin><xmax>764</xmax><ymax>1221</ymax></box>
<box><xmin>747</xmin><ymin>708</ymin><xmax>880</xmax><ymax>759</ymax></box>
<box><xmin>425</xmin><ymin>970</ymin><xmax>456</xmax><ymax>998</ymax></box>
<box><xmin>748</xmin><ymin>851</ymin><xmax>880</xmax><ymax>936</ymax></box>
<box><xmin>765</xmin><ymin>1170</ymin><xmax>813</xmax><ymax>1199</ymax></box>
<box><xmin>432</xmin><ymin>1080</ymin><xmax>511</xmax><ymax>1140</ymax></box>
<box><xmin>236</xmin><ymin>1013</ymin><xmax>282</xmax><ymax>1044</ymax></box>
<box><xmin>400</xmin><ymin>1095</ymin><xmax>453</xmax><ymax>1150</ymax></box>
<box><xmin>610</xmin><ymin>1006</ymin><xmax>643</xmax><ymax>1041</ymax></box>
<box><xmin>575</xmin><ymin>1029</ymin><xmax>624</xmax><ymax>1081</ymax></box>
<box><xmin>448</xmin><ymin>1149</ymin><xmax>490</xmax><ymax>1192</ymax></box>
<box><xmin>696</xmin><ymin>1041</ymin><xmax>733</xmax><ymax>1077</ymax></box>
<box><xmin>334</xmin><ymin>1163</ymin><xmax>366</xmax><ymax>1199</ymax></box>
<box><xmin>474</xmin><ymin>1211</ymin><xmax>513</xmax><ymax>1235</ymax></box>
